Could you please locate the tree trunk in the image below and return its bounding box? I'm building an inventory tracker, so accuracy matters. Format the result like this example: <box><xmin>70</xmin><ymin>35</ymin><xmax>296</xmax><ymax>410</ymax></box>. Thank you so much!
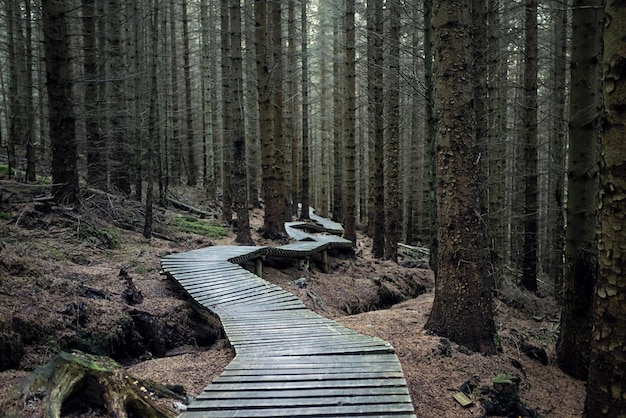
<box><xmin>230</xmin><ymin>0</ymin><xmax>251</xmax><ymax>244</ymax></box>
<box><xmin>182</xmin><ymin>0</ymin><xmax>197</xmax><ymax>187</ymax></box>
<box><xmin>83</xmin><ymin>0</ymin><xmax>106</xmax><ymax>189</ymax></box>
<box><xmin>299</xmin><ymin>0</ymin><xmax>310</xmax><ymax>221</ymax></box>
<box><xmin>423</xmin><ymin>0</ymin><xmax>437</xmax><ymax>277</ymax></box>
<box><xmin>342</xmin><ymin>0</ymin><xmax>356</xmax><ymax>245</ymax></box>
<box><xmin>23</xmin><ymin>0</ymin><xmax>35</xmax><ymax>182</ymax></box>
<box><xmin>583</xmin><ymin>3</ymin><xmax>626</xmax><ymax>416</ymax></box>
<box><xmin>556</xmin><ymin>0</ymin><xmax>601</xmax><ymax>381</ymax></box>
<box><xmin>367</xmin><ymin>0</ymin><xmax>384</xmax><ymax>257</ymax></box>
<box><xmin>200</xmin><ymin>0</ymin><xmax>214</xmax><ymax>196</ymax></box>
<box><xmin>546</xmin><ymin>0</ymin><xmax>568</xmax><ymax>288</ymax></box>
<box><xmin>258</xmin><ymin>0</ymin><xmax>287</xmax><ymax>238</ymax></box>
<box><xmin>520</xmin><ymin>0</ymin><xmax>538</xmax><ymax>292</ymax></box>
<box><xmin>384</xmin><ymin>0</ymin><xmax>400</xmax><ymax>262</ymax></box>
<box><xmin>168</xmin><ymin>1</ymin><xmax>182</xmax><ymax>185</ymax></box>
<box><xmin>423</xmin><ymin>0</ymin><xmax>498</xmax><ymax>355</ymax></box>
<box><xmin>108</xmin><ymin>0</ymin><xmax>131</xmax><ymax>195</ymax></box>
<box><xmin>42</xmin><ymin>0</ymin><xmax>79</xmax><ymax>204</ymax></box>
<box><xmin>287</xmin><ymin>0</ymin><xmax>299</xmax><ymax>217</ymax></box>
<box><xmin>221</xmin><ymin>0</ymin><xmax>233</xmax><ymax>223</ymax></box>
<box><xmin>486</xmin><ymin>0</ymin><xmax>506</xmax><ymax>281</ymax></box>
<box><xmin>332</xmin><ymin>15</ymin><xmax>344</xmax><ymax>224</ymax></box>
<box><xmin>144</xmin><ymin>1</ymin><xmax>160</xmax><ymax>240</ymax></box>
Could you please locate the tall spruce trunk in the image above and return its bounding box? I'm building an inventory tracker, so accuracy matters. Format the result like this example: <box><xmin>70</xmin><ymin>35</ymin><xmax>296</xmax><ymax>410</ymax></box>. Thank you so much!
<box><xmin>583</xmin><ymin>2</ymin><xmax>626</xmax><ymax>416</ymax></box>
<box><xmin>299</xmin><ymin>0</ymin><xmax>310</xmax><ymax>221</ymax></box>
<box><xmin>520</xmin><ymin>0</ymin><xmax>539</xmax><ymax>292</ymax></box>
<box><xmin>230</xmin><ymin>0</ymin><xmax>251</xmax><ymax>244</ymax></box>
<box><xmin>368</xmin><ymin>0</ymin><xmax>384</xmax><ymax>257</ymax></box>
<box><xmin>384</xmin><ymin>0</ymin><xmax>400</xmax><ymax>261</ymax></box>
<box><xmin>423</xmin><ymin>0</ymin><xmax>498</xmax><ymax>355</ymax></box>
<box><xmin>556</xmin><ymin>0</ymin><xmax>601</xmax><ymax>381</ymax></box>
<box><xmin>182</xmin><ymin>0</ymin><xmax>197</xmax><ymax>187</ymax></box>
<box><xmin>42</xmin><ymin>0</ymin><xmax>79</xmax><ymax>204</ymax></box>
<box><xmin>342</xmin><ymin>0</ymin><xmax>356</xmax><ymax>245</ymax></box>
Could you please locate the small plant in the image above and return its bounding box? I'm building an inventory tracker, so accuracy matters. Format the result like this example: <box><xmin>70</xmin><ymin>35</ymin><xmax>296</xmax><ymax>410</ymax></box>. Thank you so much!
<box><xmin>0</xmin><ymin>212</ymin><xmax>11</xmax><ymax>221</ymax></box>
<box><xmin>96</xmin><ymin>228</ymin><xmax>121</xmax><ymax>249</ymax></box>
<box><xmin>171</xmin><ymin>216</ymin><xmax>229</xmax><ymax>238</ymax></box>
<box><xmin>0</xmin><ymin>164</ymin><xmax>9</xmax><ymax>175</ymax></box>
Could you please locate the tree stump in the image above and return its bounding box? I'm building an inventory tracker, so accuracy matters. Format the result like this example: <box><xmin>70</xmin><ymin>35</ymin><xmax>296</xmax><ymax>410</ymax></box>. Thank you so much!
<box><xmin>1</xmin><ymin>350</ymin><xmax>178</xmax><ymax>418</ymax></box>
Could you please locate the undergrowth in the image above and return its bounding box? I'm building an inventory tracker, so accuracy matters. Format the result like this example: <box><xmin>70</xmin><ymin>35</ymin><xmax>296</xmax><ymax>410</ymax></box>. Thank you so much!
<box><xmin>171</xmin><ymin>216</ymin><xmax>229</xmax><ymax>238</ymax></box>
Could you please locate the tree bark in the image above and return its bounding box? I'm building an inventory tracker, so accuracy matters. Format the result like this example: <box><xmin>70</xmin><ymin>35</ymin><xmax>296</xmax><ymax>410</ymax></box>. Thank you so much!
<box><xmin>182</xmin><ymin>0</ymin><xmax>197</xmax><ymax>187</ymax></box>
<box><xmin>556</xmin><ymin>0</ymin><xmax>601</xmax><ymax>381</ymax></box>
<box><xmin>108</xmin><ymin>0</ymin><xmax>131</xmax><ymax>195</ymax></box>
<box><xmin>583</xmin><ymin>2</ymin><xmax>626</xmax><ymax>416</ymax></box>
<box><xmin>384</xmin><ymin>0</ymin><xmax>400</xmax><ymax>261</ymax></box>
<box><xmin>424</xmin><ymin>0</ymin><xmax>498</xmax><ymax>355</ymax></box>
<box><xmin>42</xmin><ymin>0</ymin><xmax>79</xmax><ymax>204</ymax></box>
<box><xmin>423</xmin><ymin>0</ymin><xmax>437</xmax><ymax>277</ymax></box>
<box><xmin>342</xmin><ymin>0</ymin><xmax>356</xmax><ymax>245</ymax></box>
<box><xmin>230</xmin><ymin>0</ymin><xmax>251</xmax><ymax>244</ymax></box>
<box><xmin>520</xmin><ymin>0</ymin><xmax>539</xmax><ymax>292</ymax></box>
<box><xmin>367</xmin><ymin>0</ymin><xmax>384</xmax><ymax>258</ymax></box>
<box><xmin>299</xmin><ymin>0</ymin><xmax>310</xmax><ymax>221</ymax></box>
<box><xmin>221</xmin><ymin>0</ymin><xmax>233</xmax><ymax>223</ymax></box>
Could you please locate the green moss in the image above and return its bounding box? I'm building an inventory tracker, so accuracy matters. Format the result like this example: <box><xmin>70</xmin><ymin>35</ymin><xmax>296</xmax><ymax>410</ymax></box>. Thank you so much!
<box><xmin>0</xmin><ymin>212</ymin><xmax>11</xmax><ymax>220</ymax></box>
<box><xmin>493</xmin><ymin>372</ymin><xmax>519</xmax><ymax>385</ymax></box>
<box><xmin>0</xmin><ymin>164</ymin><xmax>8</xmax><ymax>175</ymax></box>
<box><xmin>171</xmin><ymin>216</ymin><xmax>229</xmax><ymax>238</ymax></box>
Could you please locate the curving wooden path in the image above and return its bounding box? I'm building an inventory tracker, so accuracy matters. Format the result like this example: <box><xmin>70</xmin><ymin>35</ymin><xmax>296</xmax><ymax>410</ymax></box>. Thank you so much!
<box><xmin>161</xmin><ymin>212</ymin><xmax>417</xmax><ymax>417</ymax></box>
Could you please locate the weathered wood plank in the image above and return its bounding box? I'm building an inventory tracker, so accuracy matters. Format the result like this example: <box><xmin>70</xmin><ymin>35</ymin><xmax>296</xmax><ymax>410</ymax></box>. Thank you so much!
<box><xmin>190</xmin><ymin>394</ymin><xmax>412</xmax><ymax>409</ymax></box>
<box><xmin>183</xmin><ymin>403</ymin><xmax>415</xmax><ymax>417</ymax></box>
<box><xmin>197</xmin><ymin>386</ymin><xmax>410</xmax><ymax>399</ymax></box>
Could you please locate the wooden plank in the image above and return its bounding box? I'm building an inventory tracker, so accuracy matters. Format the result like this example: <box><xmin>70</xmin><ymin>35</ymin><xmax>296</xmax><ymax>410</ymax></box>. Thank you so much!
<box><xmin>199</xmin><ymin>378</ymin><xmax>409</xmax><ymax>391</ymax></box>
<box><xmin>182</xmin><ymin>403</ymin><xmax>415</xmax><ymax>417</ymax></box>
<box><xmin>197</xmin><ymin>386</ymin><xmax>410</xmax><ymax>400</ymax></box>
<box><xmin>200</xmin><ymin>287</ymin><xmax>296</xmax><ymax>305</ymax></box>
<box><xmin>213</xmin><ymin>371</ymin><xmax>406</xmax><ymax>383</ymax></box>
<box><xmin>219</xmin><ymin>365</ymin><xmax>403</xmax><ymax>376</ymax></box>
<box><xmin>189</xmin><ymin>394</ymin><xmax>412</xmax><ymax>409</ymax></box>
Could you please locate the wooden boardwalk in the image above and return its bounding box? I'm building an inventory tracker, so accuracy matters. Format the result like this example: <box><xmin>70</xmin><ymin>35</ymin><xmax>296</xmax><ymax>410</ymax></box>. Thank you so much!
<box><xmin>161</xmin><ymin>220</ymin><xmax>416</xmax><ymax>417</ymax></box>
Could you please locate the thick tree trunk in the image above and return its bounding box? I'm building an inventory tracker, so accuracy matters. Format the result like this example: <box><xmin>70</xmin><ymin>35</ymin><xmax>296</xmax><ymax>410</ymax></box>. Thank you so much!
<box><xmin>556</xmin><ymin>0</ymin><xmax>601</xmax><ymax>381</ymax></box>
<box><xmin>424</xmin><ymin>0</ymin><xmax>498</xmax><ymax>355</ymax></box>
<box><xmin>384</xmin><ymin>0</ymin><xmax>400</xmax><ymax>262</ymax></box>
<box><xmin>583</xmin><ymin>3</ymin><xmax>626</xmax><ymax>416</ymax></box>
<box><xmin>42</xmin><ymin>0</ymin><xmax>79</xmax><ymax>204</ymax></box>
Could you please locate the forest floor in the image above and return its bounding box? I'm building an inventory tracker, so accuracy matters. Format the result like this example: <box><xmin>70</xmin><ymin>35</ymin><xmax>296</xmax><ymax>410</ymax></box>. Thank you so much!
<box><xmin>0</xmin><ymin>179</ymin><xmax>585</xmax><ymax>417</ymax></box>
